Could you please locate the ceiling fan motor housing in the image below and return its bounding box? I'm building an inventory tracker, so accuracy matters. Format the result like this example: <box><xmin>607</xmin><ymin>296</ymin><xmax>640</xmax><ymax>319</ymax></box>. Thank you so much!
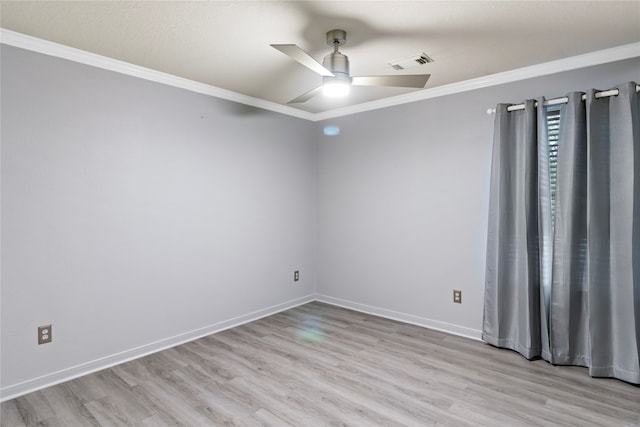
<box><xmin>323</xmin><ymin>52</ymin><xmax>351</xmax><ymax>84</ymax></box>
<box><xmin>323</xmin><ymin>29</ymin><xmax>351</xmax><ymax>85</ymax></box>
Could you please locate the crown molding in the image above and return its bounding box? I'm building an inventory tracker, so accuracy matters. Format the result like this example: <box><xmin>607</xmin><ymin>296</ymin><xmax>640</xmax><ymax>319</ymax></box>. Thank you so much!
<box><xmin>2</xmin><ymin>29</ymin><xmax>638</xmax><ymax>122</ymax></box>
<box><xmin>0</xmin><ymin>29</ymin><xmax>315</xmax><ymax>121</ymax></box>
<box><xmin>313</xmin><ymin>41</ymin><xmax>640</xmax><ymax>121</ymax></box>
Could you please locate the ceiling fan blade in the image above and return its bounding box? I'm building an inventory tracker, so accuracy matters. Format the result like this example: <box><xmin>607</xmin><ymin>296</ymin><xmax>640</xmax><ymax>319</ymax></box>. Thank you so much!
<box><xmin>351</xmin><ymin>74</ymin><xmax>430</xmax><ymax>88</ymax></box>
<box><xmin>271</xmin><ymin>44</ymin><xmax>335</xmax><ymax>77</ymax></box>
<box><xmin>287</xmin><ymin>86</ymin><xmax>323</xmax><ymax>104</ymax></box>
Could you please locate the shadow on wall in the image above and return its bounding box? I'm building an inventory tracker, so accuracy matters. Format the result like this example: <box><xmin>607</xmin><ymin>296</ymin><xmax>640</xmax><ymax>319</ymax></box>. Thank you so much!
<box><xmin>217</xmin><ymin>100</ymin><xmax>271</xmax><ymax>117</ymax></box>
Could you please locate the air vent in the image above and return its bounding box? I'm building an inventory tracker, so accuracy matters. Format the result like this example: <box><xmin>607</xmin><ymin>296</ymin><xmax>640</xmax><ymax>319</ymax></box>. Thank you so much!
<box><xmin>387</xmin><ymin>52</ymin><xmax>434</xmax><ymax>70</ymax></box>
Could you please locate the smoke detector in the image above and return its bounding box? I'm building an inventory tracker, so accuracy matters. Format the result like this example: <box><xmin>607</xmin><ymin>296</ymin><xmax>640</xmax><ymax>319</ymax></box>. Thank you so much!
<box><xmin>387</xmin><ymin>52</ymin><xmax>435</xmax><ymax>71</ymax></box>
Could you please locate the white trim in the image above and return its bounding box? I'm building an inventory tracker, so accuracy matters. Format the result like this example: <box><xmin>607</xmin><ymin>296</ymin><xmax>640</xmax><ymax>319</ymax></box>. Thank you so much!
<box><xmin>0</xmin><ymin>29</ymin><xmax>315</xmax><ymax>121</ymax></box>
<box><xmin>1</xmin><ymin>291</ymin><xmax>485</xmax><ymax>401</ymax></box>
<box><xmin>1</xmin><ymin>29</ymin><xmax>638</xmax><ymax>122</ymax></box>
<box><xmin>314</xmin><ymin>42</ymin><xmax>640</xmax><ymax>121</ymax></box>
<box><xmin>0</xmin><ymin>294</ymin><xmax>314</xmax><ymax>402</ymax></box>
<box><xmin>315</xmin><ymin>294</ymin><xmax>483</xmax><ymax>341</ymax></box>
<box><xmin>0</xmin><ymin>292</ymin><xmax>485</xmax><ymax>401</ymax></box>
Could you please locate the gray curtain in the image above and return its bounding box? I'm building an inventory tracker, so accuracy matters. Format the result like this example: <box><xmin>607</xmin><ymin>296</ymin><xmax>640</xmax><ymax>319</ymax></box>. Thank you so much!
<box><xmin>483</xmin><ymin>99</ymin><xmax>549</xmax><ymax>360</ymax></box>
<box><xmin>484</xmin><ymin>82</ymin><xmax>640</xmax><ymax>384</ymax></box>
<box><xmin>550</xmin><ymin>82</ymin><xmax>640</xmax><ymax>384</ymax></box>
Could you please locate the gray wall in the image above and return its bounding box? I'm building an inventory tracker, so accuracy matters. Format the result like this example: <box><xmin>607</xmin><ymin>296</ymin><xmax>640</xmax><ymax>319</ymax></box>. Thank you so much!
<box><xmin>315</xmin><ymin>57</ymin><xmax>640</xmax><ymax>336</ymax></box>
<box><xmin>2</xmin><ymin>41</ymin><xmax>639</xmax><ymax>397</ymax></box>
<box><xmin>1</xmin><ymin>46</ymin><xmax>316</xmax><ymax>394</ymax></box>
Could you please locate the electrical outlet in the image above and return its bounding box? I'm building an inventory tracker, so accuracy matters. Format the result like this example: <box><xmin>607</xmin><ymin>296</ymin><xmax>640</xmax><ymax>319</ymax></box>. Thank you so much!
<box><xmin>294</xmin><ymin>271</ymin><xmax>300</xmax><ymax>282</ymax></box>
<box><xmin>38</xmin><ymin>324</ymin><xmax>52</xmax><ymax>345</ymax></box>
<box><xmin>453</xmin><ymin>290</ymin><xmax>462</xmax><ymax>304</ymax></box>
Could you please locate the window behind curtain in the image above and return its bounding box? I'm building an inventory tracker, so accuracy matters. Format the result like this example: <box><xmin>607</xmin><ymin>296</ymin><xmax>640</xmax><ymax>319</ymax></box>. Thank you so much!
<box><xmin>546</xmin><ymin>107</ymin><xmax>560</xmax><ymax>224</ymax></box>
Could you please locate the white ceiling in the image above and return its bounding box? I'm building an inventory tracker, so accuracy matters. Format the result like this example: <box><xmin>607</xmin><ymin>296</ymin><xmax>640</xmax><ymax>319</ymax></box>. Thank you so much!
<box><xmin>1</xmin><ymin>1</ymin><xmax>639</xmax><ymax>114</ymax></box>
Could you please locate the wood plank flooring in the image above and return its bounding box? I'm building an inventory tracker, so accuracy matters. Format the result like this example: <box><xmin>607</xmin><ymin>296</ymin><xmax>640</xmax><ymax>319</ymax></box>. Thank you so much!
<box><xmin>2</xmin><ymin>301</ymin><xmax>639</xmax><ymax>426</ymax></box>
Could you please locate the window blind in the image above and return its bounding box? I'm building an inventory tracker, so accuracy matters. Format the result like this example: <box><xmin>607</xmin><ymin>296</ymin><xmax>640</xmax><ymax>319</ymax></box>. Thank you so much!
<box><xmin>546</xmin><ymin>108</ymin><xmax>560</xmax><ymax>224</ymax></box>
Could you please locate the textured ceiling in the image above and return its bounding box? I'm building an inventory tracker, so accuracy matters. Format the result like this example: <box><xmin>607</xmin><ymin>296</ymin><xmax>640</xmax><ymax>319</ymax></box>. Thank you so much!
<box><xmin>1</xmin><ymin>1</ymin><xmax>639</xmax><ymax>114</ymax></box>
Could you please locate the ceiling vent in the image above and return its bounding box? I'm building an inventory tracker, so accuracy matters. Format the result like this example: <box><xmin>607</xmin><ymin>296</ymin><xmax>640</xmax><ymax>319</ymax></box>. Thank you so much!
<box><xmin>387</xmin><ymin>52</ymin><xmax>434</xmax><ymax>70</ymax></box>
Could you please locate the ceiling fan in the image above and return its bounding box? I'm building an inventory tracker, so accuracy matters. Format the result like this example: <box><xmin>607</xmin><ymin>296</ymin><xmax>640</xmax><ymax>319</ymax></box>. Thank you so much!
<box><xmin>271</xmin><ymin>29</ymin><xmax>431</xmax><ymax>104</ymax></box>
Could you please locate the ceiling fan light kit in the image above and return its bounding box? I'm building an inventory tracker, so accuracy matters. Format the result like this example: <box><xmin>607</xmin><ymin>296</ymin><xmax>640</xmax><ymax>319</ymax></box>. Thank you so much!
<box><xmin>322</xmin><ymin>79</ymin><xmax>351</xmax><ymax>97</ymax></box>
<box><xmin>271</xmin><ymin>29</ymin><xmax>430</xmax><ymax>104</ymax></box>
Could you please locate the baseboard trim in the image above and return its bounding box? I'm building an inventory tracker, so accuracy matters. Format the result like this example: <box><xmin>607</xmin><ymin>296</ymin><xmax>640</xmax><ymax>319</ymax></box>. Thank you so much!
<box><xmin>314</xmin><ymin>294</ymin><xmax>483</xmax><ymax>341</ymax></box>
<box><xmin>1</xmin><ymin>293</ymin><xmax>483</xmax><ymax>401</ymax></box>
<box><xmin>0</xmin><ymin>294</ymin><xmax>314</xmax><ymax>402</ymax></box>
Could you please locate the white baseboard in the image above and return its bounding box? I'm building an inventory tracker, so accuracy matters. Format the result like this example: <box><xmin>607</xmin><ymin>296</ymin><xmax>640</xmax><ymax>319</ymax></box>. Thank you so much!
<box><xmin>314</xmin><ymin>294</ymin><xmax>483</xmax><ymax>341</ymax></box>
<box><xmin>0</xmin><ymin>294</ymin><xmax>314</xmax><ymax>402</ymax></box>
<box><xmin>1</xmin><ymin>293</ymin><xmax>482</xmax><ymax>401</ymax></box>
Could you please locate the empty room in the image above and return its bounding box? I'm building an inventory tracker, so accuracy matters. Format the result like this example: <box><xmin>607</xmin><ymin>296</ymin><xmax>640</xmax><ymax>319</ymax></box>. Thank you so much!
<box><xmin>1</xmin><ymin>1</ymin><xmax>639</xmax><ymax>425</ymax></box>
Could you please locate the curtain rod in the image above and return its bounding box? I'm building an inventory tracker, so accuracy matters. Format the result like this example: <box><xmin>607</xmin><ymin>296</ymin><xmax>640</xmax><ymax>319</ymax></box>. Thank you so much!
<box><xmin>486</xmin><ymin>84</ymin><xmax>640</xmax><ymax>115</ymax></box>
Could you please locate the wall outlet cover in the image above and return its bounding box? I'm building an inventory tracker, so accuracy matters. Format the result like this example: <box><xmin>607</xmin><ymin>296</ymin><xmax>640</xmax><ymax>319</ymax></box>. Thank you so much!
<box><xmin>453</xmin><ymin>290</ymin><xmax>462</xmax><ymax>304</ymax></box>
<box><xmin>38</xmin><ymin>324</ymin><xmax>52</xmax><ymax>345</ymax></box>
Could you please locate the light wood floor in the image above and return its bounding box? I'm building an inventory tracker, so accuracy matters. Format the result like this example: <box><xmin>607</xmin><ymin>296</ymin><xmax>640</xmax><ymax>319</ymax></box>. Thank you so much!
<box><xmin>2</xmin><ymin>302</ymin><xmax>639</xmax><ymax>426</ymax></box>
